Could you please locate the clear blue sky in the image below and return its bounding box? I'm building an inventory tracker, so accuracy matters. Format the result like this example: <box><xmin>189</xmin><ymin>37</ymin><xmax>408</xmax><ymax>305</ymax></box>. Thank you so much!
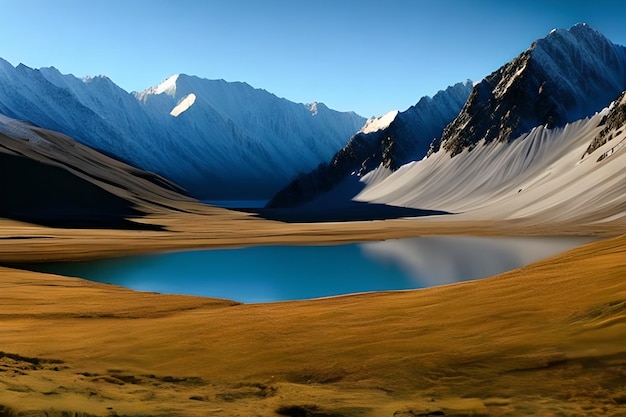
<box><xmin>1</xmin><ymin>0</ymin><xmax>625</xmax><ymax>117</ymax></box>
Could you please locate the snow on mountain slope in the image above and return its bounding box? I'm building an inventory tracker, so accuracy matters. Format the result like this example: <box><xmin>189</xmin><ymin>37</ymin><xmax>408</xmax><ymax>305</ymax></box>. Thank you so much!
<box><xmin>0</xmin><ymin>61</ymin><xmax>158</xmax><ymax>167</ymax></box>
<box><xmin>359</xmin><ymin>110</ymin><xmax>399</xmax><ymax>134</ymax></box>
<box><xmin>135</xmin><ymin>74</ymin><xmax>365</xmax><ymax>198</ymax></box>
<box><xmin>170</xmin><ymin>93</ymin><xmax>196</xmax><ymax>117</ymax></box>
<box><xmin>436</xmin><ymin>23</ymin><xmax>626</xmax><ymax>156</ymax></box>
<box><xmin>351</xmin><ymin>25</ymin><xmax>626</xmax><ymax>225</ymax></box>
<box><xmin>0</xmin><ymin>61</ymin><xmax>365</xmax><ymax>199</ymax></box>
<box><xmin>267</xmin><ymin>81</ymin><xmax>473</xmax><ymax>208</ymax></box>
<box><xmin>356</xmin><ymin>106</ymin><xmax>626</xmax><ymax>224</ymax></box>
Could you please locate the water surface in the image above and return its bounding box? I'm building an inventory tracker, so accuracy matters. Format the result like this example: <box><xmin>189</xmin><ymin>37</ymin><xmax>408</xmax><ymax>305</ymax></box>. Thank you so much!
<box><xmin>28</xmin><ymin>236</ymin><xmax>592</xmax><ymax>303</ymax></box>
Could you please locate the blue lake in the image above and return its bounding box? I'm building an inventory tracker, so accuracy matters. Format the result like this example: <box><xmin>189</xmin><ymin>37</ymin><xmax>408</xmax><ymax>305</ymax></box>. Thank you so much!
<box><xmin>28</xmin><ymin>236</ymin><xmax>592</xmax><ymax>303</ymax></box>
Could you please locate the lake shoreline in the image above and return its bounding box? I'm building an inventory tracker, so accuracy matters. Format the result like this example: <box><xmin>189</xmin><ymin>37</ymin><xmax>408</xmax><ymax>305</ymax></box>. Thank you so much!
<box><xmin>0</xmin><ymin>233</ymin><xmax>625</xmax><ymax>416</ymax></box>
<box><xmin>0</xmin><ymin>204</ymin><xmax>623</xmax><ymax>264</ymax></box>
<box><xmin>11</xmin><ymin>236</ymin><xmax>595</xmax><ymax>303</ymax></box>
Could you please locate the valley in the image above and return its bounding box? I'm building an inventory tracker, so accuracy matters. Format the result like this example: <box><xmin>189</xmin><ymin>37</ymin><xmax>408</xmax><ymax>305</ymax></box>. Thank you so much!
<box><xmin>0</xmin><ymin>21</ymin><xmax>625</xmax><ymax>417</ymax></box>
<box><xmin>0</xmin><ymin>233</ymin><xmax>625</xmax><ymax>416</ymax></box>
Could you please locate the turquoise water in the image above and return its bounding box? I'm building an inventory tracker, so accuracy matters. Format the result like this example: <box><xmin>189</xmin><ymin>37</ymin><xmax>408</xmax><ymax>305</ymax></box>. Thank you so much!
<box><xmin>28</xmin><ymin>236</ymin><xmax>592</xmax><ymax>303</ymax></box>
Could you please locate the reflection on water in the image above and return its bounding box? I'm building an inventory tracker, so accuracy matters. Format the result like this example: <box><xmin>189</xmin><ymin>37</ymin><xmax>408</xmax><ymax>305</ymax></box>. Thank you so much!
<box><xmin>359</xmin><ymin>236</ymin><xmax>593</xmax><ymax>287</ymax></box>
<box><xmin>27</xmin><ymin>236</ymin><xmax>593</xmax><ymax>303</ymax></box>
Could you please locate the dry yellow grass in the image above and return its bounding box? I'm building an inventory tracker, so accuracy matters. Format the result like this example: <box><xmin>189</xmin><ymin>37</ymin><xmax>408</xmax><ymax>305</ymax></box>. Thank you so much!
<box><xmin>0</xmin><ymin>228</ymin><xmax>625</xmax><ymax>416</ymax></box>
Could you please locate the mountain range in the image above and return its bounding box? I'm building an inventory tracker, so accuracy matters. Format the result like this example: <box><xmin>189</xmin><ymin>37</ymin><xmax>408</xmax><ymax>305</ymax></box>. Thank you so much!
<box><xmin>0</xmin><ymin>23</ymin><xmax>625</xmax><ymax>227</ymax></box>
<box><xmin>269</xmin><ymin>23</ymin><xmax>626</xmax><ymax>211</ymax></box>
<box><xmin>267</xmin><ymin>80</ymin><xmax>473</xmax><ymax>207</ymax></box>
<box><xmin>352</xmin><ymin>24</ymin><xmax>626</xmax><ymax>224</ymax></box>
<box><xmin>0</xmin><ymin>62</ymin><xmax>364</xmax><ymax>200</ymax></box>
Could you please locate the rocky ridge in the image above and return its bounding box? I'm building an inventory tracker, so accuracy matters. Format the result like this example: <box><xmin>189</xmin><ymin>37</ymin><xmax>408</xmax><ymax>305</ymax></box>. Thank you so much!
<box><xmin>267</xmin><ymin>81</ymin><xmax>473</xmax><ymax>208</ymax></box>
<box><xmin>435</xmin><ymin>23</ymin><xmax>626</xmax><ymax>156</ymax></box>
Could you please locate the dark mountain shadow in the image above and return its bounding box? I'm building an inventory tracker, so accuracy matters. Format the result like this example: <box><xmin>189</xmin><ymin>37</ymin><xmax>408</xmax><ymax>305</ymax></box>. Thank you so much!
<box><xmin>238</xmin><ymin>201</ymin><xmax>449</xmax><ymax>223</ymax></box>
<box><xmin>0</xmin><ymin>152</ymin><xmax>161</xmax><ymax>230</ymax></box>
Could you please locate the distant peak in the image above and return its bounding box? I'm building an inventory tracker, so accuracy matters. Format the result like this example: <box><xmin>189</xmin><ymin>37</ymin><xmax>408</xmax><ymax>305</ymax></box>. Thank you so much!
<box><xmin>568</xmin><ymin>22</ymin><xmax>604</xmax><ymax>37</ymax></box>
<box><xmin>41</xmin><ymin>65</ymin><xmax>60</xmax><ymax>73</ymax></box>
<box><xmin>451</xmin><ymin>79</ymin><xmax>475</xmax><ymax>91</ymax></box>
<box><xmin>359</xmin><ymin>110</ymin><xmax>399</xmax><ymax>134</ymax></box>
<box><xmin>15</xmin><ymin>63</ymin><xmax>32</xmax><ymax>71</ymax></box>
<box><xmin>82</xmin><ymin>74</ymin><xmax>113</xmax><ymax>84</ymax></box>
<box><xmin>306</xmin><ymin>102</ymin><xmax>319</xmax><ymax>116</ymax></box>
<box><xmin>306</xmin><ymin>102</ymin><xmax>329</xmax><ymax>116</ymax></box>
<box><xmin>155</xmin><ymin>74</ymin><xmax>180</xmax><ymax>95</ymax></box>
<box><xmin>528</xmin><ymin>23</ymin><xmax>613</xmax><ymax>67</ymax></box>
<box><xmin>136</xmin><ymin>74</ymin><xmax>182</xmax><ymax>98</ymax></box>
<box><xmin>540</xmin><ymin>22</ymin><xmax>603</xmax><ymax>43</ymax></box>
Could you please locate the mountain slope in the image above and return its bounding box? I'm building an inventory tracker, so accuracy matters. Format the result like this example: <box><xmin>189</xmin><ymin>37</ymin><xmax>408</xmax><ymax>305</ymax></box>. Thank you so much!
<box><xmin>584</xmin><ymin>90</ymin><xmax>626</xmax><ymax>157</ymax></box>
<box><xmin>134</xmin><ymin>74</ymin><xmax>365</xmax><ymax>199</ymax></box>
<box><xmin>357</xmin><ymin>105</ymin><xmax>626</xmax><ymax>224</ymax></box>
<box><xmin>435</xmin><ymin>23</ymin><xmax>626</xmax><ymax>156</ymax></box>
<box><xmin>0</xmin><ymin>114</ymin><xmax>197</xmax><ymax>228</ymax></box>
<box><xmin>349</xmin><ymin>25</ymin><xmax>626</xmax><ymax>225</ymax></box>
<box><xmin>0</xmin><ymin>62</ymin><xmax>365</xmax><ymax>199</ymax></box>
<box><xmin>267</xmin><ymin>81</ymin><xmax>473</xmax><ymax>208</ymax></box>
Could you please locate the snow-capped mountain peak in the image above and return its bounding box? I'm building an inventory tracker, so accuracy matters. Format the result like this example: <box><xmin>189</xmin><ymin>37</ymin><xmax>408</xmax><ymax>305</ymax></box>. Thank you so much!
<box><xmin>135</xmin><ymin>73</ymin><xmax>181</xmax><ymax>99</ymax></box>
<box><xmin>307</xmin><ymin>102</ymin><xmax>319</xmax><ymax>116</ymax></box>
<box><xmin>155</xmin><ymin>73</ymin><xmax>180</xmax><ymax>95</ymax></box>
<box><xmin>306</xmin><ymin>102</ymin><xmax>334</xmax><ymax>117</ymax></box>
<box><xmin>359</xmin><ymin>110</ymin><xmax>399</xmax><ymax>134</ymax></box>
<box><xmin>437</xmin><ymin>23</ymin><xmax>626</xmax><ymax>156</ymax></box>
<box><xmin>0</xmin><ymin>61</ymin><xmax>366</xmax><ymax>199</ymax></box>
<box><xmin>351</xmin><ymin>24</ymin><xmax>626</xmax><ymax>225</ymax></box>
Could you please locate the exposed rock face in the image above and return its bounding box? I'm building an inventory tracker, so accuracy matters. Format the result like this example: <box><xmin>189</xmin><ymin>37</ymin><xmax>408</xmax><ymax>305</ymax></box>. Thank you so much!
<box><xmin>267</xmin><ymin>81</ymin><xmax>473</xmax><ymax>208</ymax></box>
<box><xmin>435</xmin><ymin>23</ymin><xmax>626</xmax><ymax>156</ymax></box>
<box><xmin>585</xmin><ymin>91</ymin><xmax>626</xmax><ymax>157</ymax></box>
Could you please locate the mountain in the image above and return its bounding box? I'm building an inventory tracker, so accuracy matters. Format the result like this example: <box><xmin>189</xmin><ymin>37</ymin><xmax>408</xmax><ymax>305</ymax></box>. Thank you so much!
<box><xmin>268</xmin><ymin>22</ymin><xmax>626</xmax><ymax>213</ymax></box>
<box><xmin>267</xmin><ymin>81</ymin><xmax>473</xmax><ymax>208</ymax></box>
<box><xmin>0</xmin><ymin>62</ymin><xmax>365</xmax><ymax>199</ymax></box>
<box><xmin>346</xmin><ymin>25</ymin><xmax>626</xmax><ymax>225</ymax></box>
<box><xmin>356</xmin><ymin>102</ymin><xmax>626</xmax><ymax>224</ymax></box>
<box><xmin>434</xmin><ymin>23</ymin><xmax>626</xmax><ymax>156</ymax></box>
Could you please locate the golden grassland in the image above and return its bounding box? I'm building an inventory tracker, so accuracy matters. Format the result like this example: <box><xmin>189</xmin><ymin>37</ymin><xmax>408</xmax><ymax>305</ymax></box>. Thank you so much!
<box><xmin>0</xmin><ymin>209</ymin><xmax>625</xmax><ymax>416</ymax></box>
